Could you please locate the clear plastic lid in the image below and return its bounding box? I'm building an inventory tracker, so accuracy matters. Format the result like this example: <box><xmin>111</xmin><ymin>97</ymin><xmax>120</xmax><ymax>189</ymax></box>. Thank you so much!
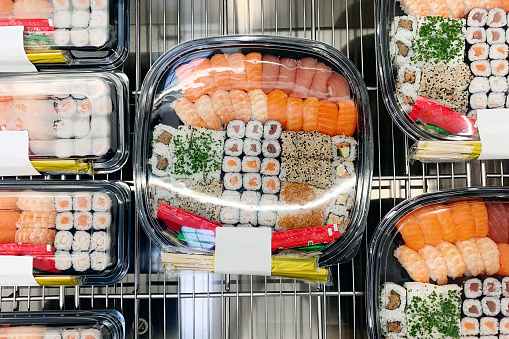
<box><xmin>135</xmin><ymin>35</ymin><xmax>373</xmax><ymax>265</ymax></box>
<box><xmin>376</xmin><ymin>3</ymin><xmax>484</xmax><ymax>140</ymax></box>
<box><xmin>0</xmin><ymin>0</ymin><xmax>129</xmax><ymax>68</ymax></box>
<box><xmin>367</xmin><ymin>187</ymin><xmax>509</xmax><ymax>338</ymax></box>
<box><xmin>0</xmin><ymin>180</ymin><xmax>130</xmax><ymax>286</ymax></box>
<box><xmin>0</xmin><ymin>71</ymin><xmax>129</xmax><ymax>174</ymax></box>
<box><xmin>0</xmin><ymin>310</ymin><xmax>124</xmax><ymax>339</ymax></box>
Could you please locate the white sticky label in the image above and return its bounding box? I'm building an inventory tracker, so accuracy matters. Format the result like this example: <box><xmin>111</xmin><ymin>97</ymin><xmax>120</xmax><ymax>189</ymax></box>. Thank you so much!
<box><xmin>0</xmin><ymin>131</ymin><xmax>40</xmax><ymax>176</ymax></box>
<box><xmin>0</xmin><ymin>26</ymin><xmax>37</xmax><ymax>73</ymax></box>
<box><xmin>214</xmin><ymin>227</ymin><xmax>272</xmax><ymax>276</ymax></box>
<box><xmin>477</xmin><ymin>109</ymin><xmax>509</xmax><ymax>160</ymax></box>
<box><xmin>0</xmin><ymin>256</ymin><xmax>38</xmax><ymax>286</ymax></box>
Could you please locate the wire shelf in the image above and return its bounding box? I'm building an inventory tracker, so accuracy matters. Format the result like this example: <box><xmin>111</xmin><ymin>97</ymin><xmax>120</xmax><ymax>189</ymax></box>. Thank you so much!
<box><xmin>1</xmin><ymin>0</ymin><xmax>507</xmax><ymax>338</ymax></box>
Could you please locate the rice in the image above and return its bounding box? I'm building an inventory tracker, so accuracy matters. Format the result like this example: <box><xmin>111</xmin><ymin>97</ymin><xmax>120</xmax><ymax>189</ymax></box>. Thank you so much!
<box><xmin>224</xmin><ymin>139</ymin><xmax>243</xmax><ymax>156</ymax></box>
<box><xmin>465</xmin><ymin>278</ymin><xmax>483</xmax><ymax>298</ymax></box>
<box><xmin>72</xmin><ymin>231</ymin><xmax>91</xmax><ymax>252</ymax></box>
<box><xmin>482</xmin><ymin>297</ymin><xmax>500</xmax><ymax>316</ymax></box>
<box><xmin>91</xmin><ymin>231</ymin><xmax>110</xmax><ymax>251</ymax></box>
<box><xmin>483</xmin><ymin>277</ymin><xmax>502</xmax><ymax>297</ymax></box>
<box><xmin>54</xmin><ymin>250</ymin><xmax>72</xmax><ymax>270</ymax></box>
<box><xmin>92</xmin><ymin>212</ymin><xmax>111</xmax><ymax>230</ymax></box>
<box><xmin>463</xmin><ymin>299</ymin><xmax>483</xmax><ymax>318</ymax></box>
<box><xmin>54</xmin><ymin>231</ymin><xmax>73</xmax><ymax>251</ymax></box>
<box><xmin>56</xmin><ymin>212</ymin><xmax>74</xmax><ymax>230</ymax></box>
<box><xmin>246</xmin><ymin>120</ymin><xmax>263</xmax><ymax>139</ymax></box>
<box><xmin>243</xmin><ymin>138</ymin><xmax>261</xmax><ymax>156</ymax></box>
<box><xmin>226</xmin><ymin>120</ymin><xmax>245</xmax><ymax>139</ymax></box>
<box><xmin>223</xmin><ymin>172</ymin><xmax>242</xmax><ymax>190</ymax></box>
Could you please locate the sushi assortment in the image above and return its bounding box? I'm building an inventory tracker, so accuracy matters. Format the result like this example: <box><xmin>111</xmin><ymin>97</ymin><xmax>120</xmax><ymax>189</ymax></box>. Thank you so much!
<box><xmin>0</xmin><ymin>191</ymin><xmax>114</xmax><ymax>274</ymax></box>
<box><xmin>0</xmin><ymin>325</ymin><xmax>103</xmax><ymax>338</ymax></box>
<box><xmin>0</xmin><ymin>76</ymin><xmax>114</xmax><ymax>159</ymax></box>
<box><xmin>172</xmin><ymin>53</ymin><xmax>357</xmax><ymax>137</ymax></box>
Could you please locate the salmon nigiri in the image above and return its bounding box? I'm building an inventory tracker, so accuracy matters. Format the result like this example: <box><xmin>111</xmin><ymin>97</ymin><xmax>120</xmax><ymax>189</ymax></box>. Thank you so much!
<box><xmin>261</xmin><ymin>55</ymin><xmax>280</xmax><ymax>94</ymax></box>
<box><xmin>0</xmin><ymin>197</ymin><xmax>19</xmax><ymax>210</ymax></box>
<box><xmin>449</xmin><ymin>201</ymin><xmax>476</xmax><ymax>242</ymax></box>
<box><xmin>0</xmin><ymin>227</ymin><xmax>16</xmax><ymax>243</ymax></box>
<box><xmin>497</xmin><ymin>243</ymin><xmax>509</xmax><ymax>276</ymax></box>
<box><xmin>245</xmin><ymin>52</ymin><xmax>262</xmax><ymax>91</ymax></box>
<box><xmin>317</xmin><ymin>100</ymin><xmax>338</xmax><ymax>136</ymax></box>
<box><xmin>469</xmin><ymin>201</ymin><xmax>489</xmax><ymax>238</ymax></box>
<box><xmin>0</xmin><ymin>211</ymin><xmax>20</xmax><ymax>228</ymax></box>
<box><xmin>286</xmin><ymin>97</ymin><xmax>303</xmax><ymax>131</ymax></box>
<box><xmin>0</xmin><ymin>0</ymin><xmax>13</xmax><ymax>15</ymax></box>
<box><xmin>395</xmin><ymin>213</ymin><xmax>425</xmax><ymax>251</ymax></box>
<box><xmin>309</xmin><ymin>62</ymin><xmax>333</xmax><ymax>100</ymax></box>
<box><xmin>302</xmin><ymin>97</ymin><xmax>320</xmax><ymax>131</ymax></box>
<box><xmin>276</xmin><ymin>58</ymin><xmax>298</xmax><ymax>95</ymax></box>
<box><xmin>413</xmin><ymin>206</ymin><xmax>442</xmax><ymax>246</ymax></box>
<box><xmin>210</xmin><ymin>54</ymin><xmax>232</xmax><ymax>91</ymax></box>
<box><xmin>336</xmin><ymin>100</ymin><xmax>357</xmax><ymax>136</ymax></box>
<box><xmin>290</xmin><ymin>57</ymin><xmax>317</xmax><ymax>98</ymax></box>
<box><xmin>267</xmin><ymin>89</ymin><xmax>288</xmax><ymax>128</ymax></box>
<box><xmin>229</xmin><ymin>53</ymin><xmax>248</xmax><ymax>91</ymax></box>
<box><xmin>433</xmin><ymin>204</ymin><xmax>456</xmax><ymax>243</ymax></box>
<box><xmin>394</xmin><ymin>245</ymin><xmax>430</xmax><ymax>283</ymax></box>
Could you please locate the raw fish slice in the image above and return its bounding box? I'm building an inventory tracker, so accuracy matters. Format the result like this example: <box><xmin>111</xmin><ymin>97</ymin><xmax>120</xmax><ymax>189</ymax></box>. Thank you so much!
<box><xmin>230</xmin><ymin>90</ymin><xmax>251</xmax><ymax>123</ymax></box>
<box><xmin>497</xmin><ymin>243</ymin><xmax>509</xmax><ymax>276</ymax></box>
<box><xmin>413</xmin><ymin>206</ymin><xmax>442</xmax><ymax>245</ymax></box>
<box><xmin>469</xmin><ymin>201</ymin><xmax>489</xmax><ymax>237</ymax></box>
<box><xmin>336</xmin><ymin>100</ymin><xmax>357</xmax><ymax>136</ymax></box>
<box><xmin>0</xmin><ymin>227</ymin><xmax>16</xmax><ymax>243</ymax></box>
<box><xmin>427</xmin><ymin>0</ymin><xmax>449</xmax><ymax>17</ymax></box>
<box><xmin>475</xmin><ymin>237</ymin><xmax>500</xmax><ymax>276</ymax></box>
<box><xmin>502</xmin><ymin>0</ymin><xmax>509</xmax><ymax>11</ymax></box>
<box><xmin>455</xmin><ymin>238</ymin><xmax>485</xmax><ymax>277</ymax></box>
<box><xmin>446</xmin><ymin>0</ymin><xmax>464</xmax><ymax>18</ymax></box>
<box><xmin>396</xmin><ymin>213</ymin><xmax>426</xmax><ymax>251</ymax></box>
<box><xmin>276</xmin><ymin>58</ymin><xmax>298</xmax><ymax>95</ymax></box>
<box><xmin>327</xmin><ymin>72</ymin><xmax>351</xmax><ymax>101</ymax></box>
<box><xmin>13</xmin><ymin>0</ymin><xmax>54</xmax><ymax>19</ymax></box>
<box><xmin>286</xmin><ymin>97</ymin><xmax>303</xmax><ymax>131</ymax></box>
<box><xmin>195</xmin><ymin>95</ymin><xmax>222</xmax><ymax>130</ymax></box>
<box><xmin>449</xmin><ymin>201</ymin><xmax>476</xmax><ymax>242</ymax></box>
<box><xmin>463</xmin><ymin>0</ymin><xmax>484</xmax><ymax>15</ymax></box>
<box><xmin>0</xmin><ymin>211</ymin><xmax>20</xmax><ymax>228</ymax></box>
<box><xmin>0</xmin><ymin>197</ymin><xmax>19</xmax><ymax>210</ymax></box>
<box><xmin>394</xmin><ymin>245</ymin><xmax>430</xmax><ymax>283</ymax></box>
<box><xmin>418</xmin><ymin>245</ymin><xmax>448</xmax><ymax>285</ymax></box>
<box><xmin>309</xmin><ymin>62</ymin><xmax>333</xmax><ymax>100</ymax></box>
<box><xmin>210</xmin><ymin>54</ymin><xmax>232</xmax><ymax>91</ymax></box>
<box><xmin>175</xmin><ymin>59</ymin><xmax>200</xmax><ymax>101</ymax></box>
<box><xmin>211</xmin><ymin>90</ymin><xmax>234</xmax><ymax>125</ymax></box>
<box><xmin>302</xmin><ymin>97</ymin><xmax>319</xmax><ymax>131</ymax></box>
<box><xmin>433</xmin><ymin>204</ymin><xmax>456</xmax><ymax>243</ymax></box>
<box><xmin>261</xmin><ymin>55</ymin><xmax>280</xmax><ymax>94</ymax></box>
<box><xmin>192</xmin><ymin>58</ymin><xmax>217</xmax><ymax>96</ymax></box>
<box><xmin>486</xmin><ymin>202</ymin><xmax>508</xmax><ymax>243</ymax></box>
<box><xmin>317</xmin><ymin>100</ymin><xmax>338</xmax><ymax>136</ymax></box>
<box><xmin>399</xmin><ymin>0</ymin><xmax>431</xmax><ymax>16</ymax></box>
<box><xmin>484</xmin><ymin>0</ymin><xmax>502</xmax><ymax>10</ymax></box>
<box><xmin>173</xmin><ymin>97</ymin><xmax>206</xmax><ymax>128</ymax></box>
<box><xmin>267</xmin><ymin>89</ymin><xmax>288</xmax><ymax>128</ymax></box>
<box><xmin>229</xmin><ymin>53</ymin><xmax>248</xmax><ymax>91</ymax></box>
<box><xmin>0</xmin><ymin>0</ymin><xmax>13</xmax><ymax>15</ymax></box>
<box><xmin>437</xmin><ymin>241</ymin><xmax>466</xmax><ymax>279</ymax></box>
<box><xmin>248</xmin><ymin>89</ymin><xmax>268</xmax><ymax>123</ymax></box>
<box><xmin>290</xmin><ymin>57</ymin><xmax>317</xmax><ymax>98</ymax></box>
<box><xmin>245</xmin><ymin>52</ymin><xmax>262</xmax><ymax>91</ymax></box>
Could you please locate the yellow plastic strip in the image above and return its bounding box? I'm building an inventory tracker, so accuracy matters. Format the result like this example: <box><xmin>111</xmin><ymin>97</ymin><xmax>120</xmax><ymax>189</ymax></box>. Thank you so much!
<box><xmin>26</xmin><ymin>50</ymin><xmax>70</xmax><ymax>64</ymax></box>
<box><xmin>35</xmin><ymin>275</ymin><xmax>79</xmax><ymax>286</ymax></box>
<box><xmin>30</xmin><ymin>159</ymin><xmax>92</xmax><ymax>174</ymax></box>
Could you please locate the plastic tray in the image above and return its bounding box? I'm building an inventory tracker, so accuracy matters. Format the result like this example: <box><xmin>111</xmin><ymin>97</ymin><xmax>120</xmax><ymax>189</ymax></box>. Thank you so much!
<box><xmin>0</xmin><ymin>0</ymin><xmax>130</xmax><ymax>69</ymax></box>
<box><xmin>135</xmin><ymin>35</ymin><xmax>373</xmax><ymax>266</ymax></box>
<box><xmin>0</xmin><ymin>310</ymin><xmax>124</xmax><ymax>338</ymax></box>
<box><xmin>366</xmin><ymin>187</ymin><xmax>509</xmax><ymax>338</ymax></box>
<box><xmin>0</xmin><ymin>71</ymin><xmax>129</xmax><ymax>174</ymax></box>
<box><xmin>0</xmin><ymin>180</ymin><xmax>130</xmax><ymax>286</ymax></box>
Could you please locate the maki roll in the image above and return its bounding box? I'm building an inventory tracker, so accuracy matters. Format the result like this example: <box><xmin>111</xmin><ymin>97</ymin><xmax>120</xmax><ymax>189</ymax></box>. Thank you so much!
<box><xmin>74</xmin><ymin>119</ymin><xmax>91</xmax><ymax>139</ymax></box>
<box><xmin>72</xmin><ymin>252</ymin><xmax>90</xmax><ymax>272</ymax></box>
<box><xmin>226</xmin><ymin>120</ymin><xmax>246</xmax><ymax>139</ymax></box>
<box><xmin>466</xmin><ymin>27</ymin><xmax>486</xmax><ymax>44</ymax></box>
<box><xmin>501</xmin><ymin>318</ymin><xmax>509</xmax><ymax>334</ymax></box>
<box><xmin>73</xmin><ymin>193</ymin><xmax>92</xmax><ymax>211</ymax></box>
<box><xmin>92</xmin><ymin>212</ymin><xmax>111</xmax><ymax>230</ymax></box>
<box><xmin>239</xmin><ymin>209</ymin><xmax>257</xmax><ymax>225</ymax></box>
<box><xmin>54</xmin><ymin>10</ymin><xmax>72</xmax><ymax>28</ymax></box>
<box><xmin>489</xmin><ymin>44</ymin><xmax>508</xmax><ymax>59</ymax></box>
<box><xmin>484</xmin><ymin>277</ymin><xmax>502</xmax><ymax>297</ymax></box>
<box><xmin>222</xmin><ymin>190</ymin><xmax>241</xmax><ymax>202</ymax></box>
<box><xmin>461</xmin><ymin>318</ymin><xmax>480</xmax><ymax>336</ymax></box>
<box><xmin>397</xmin><ymin>64</ymin><xmax>421</xmax><ymax>90</ymax></box>
<box><xmin>491</xmin><ymin>60</ymin><xmax>508</xmax><ymax>76</ymax></box>
<box><xmin>91</xmin><ymin>231</ymin><xmax>110</xmax><ymax>251</ymax></box>
<box><xmin>482</xmin><ymin>297</ymin><xmax>500</xmax><ymax>316</ymax></box>
<box><xmin>71</xmin><ymin>29</ymin><xmax>89</xmax><ymax>47</ymax></box>
<box><xmin>468</xmin><ymin>43</ymin><xmax>489</xmax><ymax>61</ymax></box>
<box><xmin>503</xmin><ymin>277</ymin><xmax>509</xmax><ymax>297</ymax></box>
<box><xmin>468</xmin><ymin>8</ymin><xmax>488</xmax><ymax>26</ymax></box>
<box><xmin>464</xmin><ymin>299</ymin><xmax>483</xmax><ymax>318</ymax></box>
<box><xmin>470</xmin><ymin>92</ymin><xmax>488</xmax><ymax>109</ymax></box>
<box><xmin>220</xmin><ymin>206</ymin><xmax>240</xmax><ymax>224</ymax></box>
<box><xmin>90</xmin><ymin>10</ymin><xmax>109</xmax><ymax>28</ymax></box>
<box><xmin>487</xmin><ymin>27</ymin><xmax>505</xmax><ymax>44</ymax></box>
<box><xmin>479</xmin><ymin>317</ymin><xmax>498</xmax><ymax>335</ymax></box>
<box><xmin>243</xmin><ymin>173</ymin><xmax>262</xmax><ymax>190</ymax></box>
<box><xmin>90</xmin><ymin>117</ymin><xmax>110</xmax><ymax>137</ymax></box>
<box><xmin>74</xmin><ymin>211</ymin><xmax>92</xmax><ymax>231</ymax></box>
<box><xmin>92</xmin><ymin>193</ymin><xmax>112</xmax><ymax>212</ymax></box>
<box><xmin>258</xmin><ymin>194</ymin><xmax>278</xmax><ymax>227</ymax></box>
<box><xmin>224</xmin><ymin>138</ymin><xmax>243</xmax><ymax>156</ymax></box>
<box><xmin>54</xmin><ymin>251</ymin><xmax>72</xmax><ymax>271</ymax></box>
<box><xmin>487</xmin><ymin>8</ymin><xmax>506</xmax><ymax>27</ymax></box>
<box><xmin>72</xmin><ymin>231</ymin><xmax>91</xmax><ymax>252</ymax></box>
<box><xmin>488</xmin><ymin>92</ymin><xmax>505</xmax><ymax>108</ymax></box>
<box><xmin>71</xmin><ymin>10</ymin><xmax>91</xmax><ymax>29</ymax></box>
<box><xmin>223</xmin><ymin>156</ymin><xmax>241</xmax><ymax>172</ymax></box>
<box><xmin>333</xmin><ymin>161</ymin><xmax>355</xmax><ymax>181</ymax></box>
<box><xmin>245</xmin><ymin>120</ymin><xmax>263</xmax><ymax>139</ymax></box>
<box><xmin>489</xmin><ymin>76</ymin><xmax>507</xmax><ymax>92</ymax></box>
<box><xmin>260</xmin><ymin>158</ymin><xmax>280</xmax><ymax>176</ymax></box>
<box><xmin>263</xmin><ymin>120</ymin><xmax>282</xmax><ymax>139</ymax></box>
<box><xmin>54</xmin><ymin>29</ymin><xmax>71</xmax><ymax>46</ymax></box>
<box><xmin>501</xmin><ymin>298</ymin><xmax>509</xmax><ymax>316</ymax></box>
<box><xmin>465</xmin><ymin>278</ymin><xmax>483</xmax><ymax>298</ymax></box>
<box><xmin>241</xmin><ymin>191</ymin><xmax>261</xmax><ymax>205</ymax></box>
<box><xmin>80</xmin><ymin>328</ymin><xmax>102</xmax><ymax>339</ymax></box>
<box><xmin>56</xmin><ymin>212</ymin><xmax>74</xmax><ymax>231</ymax></box>
<box><xmin>261</xmin><ymin>176</ymin><xmax>280</xmax><ymax>194</ymax></box>
<box><xmin>76</xmin><ymin>98</ymin><xmax>92</xmax><ymax>118</ymax></box>
<box><xmin>332</xmin><ymin>136</ymin><xmax>357</xmax><ymax>161</ymax></box>
<box><xmin>243</xmin><ymin>138</ymin><xmax>261</xmax><ymax>156</ymax></box>
<box><xmin>54</xmin><ymin>231</ymin><xmax>73</xmax><ymax>251</ymax></box>
<box><xmin>242</xmin><ymin>157</ymin><xmax>261</xmax><ymax>173</ymax></box>
<box><xmin>471</xmin><ymin>61</ymin><xmax>491</xmax><ymax>77</ymax></box>
<box><xmin>90</xmin><ymin>28</ymin><xmax>108</xmax><ymax>47</ymax></box>
<box><xmin>380</xmin><ymin>282</ymin><xmax>406</xmax><ymax>312</ymax></box>
<box><xmin>380</xmin><ymin>315</ymin><xmax>407</xmax><ymax>337</ymax></box>
<box><xmin>223</xmin><ymin>172</ymin><xmax>243</xmax><ymax>190</ymax></box>
<box><xmin>261</xmin><ymin>139</ymin><xmax>281</xmax><ymax>158</ymax></box>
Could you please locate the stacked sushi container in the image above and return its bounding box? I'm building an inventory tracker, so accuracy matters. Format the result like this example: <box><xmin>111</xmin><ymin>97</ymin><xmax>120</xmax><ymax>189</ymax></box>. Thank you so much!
<box><xmin>0</xmin><ymin>181</ymin><xmax>130</xmax><ymax>286</ymax></box>
<box><xmin>367</xmin><ymin>187</ymin><xmax>509</xmax><ymax>338</ymax></box>
<box><xmin>0</xmin><ymin>0</ymin><xmax>129</xmax><ymax>68</ymax></box>
<box><xmin>135</xmin><ymin>36</ymin><xmax>373</xmax><ymax>269</ymax></box>
<box><xmin>0</xmin><ymin>310</ymin><xmax>124</xmax><ymax>339</ymax></box>
<box><xmin>0</xmin><ymin>72</ymin><xmax>129</xmax><ymax>174</ymax></box>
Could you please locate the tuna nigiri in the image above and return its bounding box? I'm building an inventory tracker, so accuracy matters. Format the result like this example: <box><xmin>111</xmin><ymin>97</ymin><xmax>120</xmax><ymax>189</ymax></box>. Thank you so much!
<box><xmin>413</xmin><ymin>206</ymin><xmax>442</xmax><ymax>245</ymax></box>
<box><xmin>245</xmin><ymin>52</ymin><xmax>262</xmax><ymax>91</ymax></box>
<box><xmin>309</xmin><ymin>62</ymin><xmax>333</xmax><ymax>100</ymax></box>
<box><xmin>336</xmin><ymin>100</ymin><xmax>357</xmax><ymax>136</ymax></box>
<box><xmin>261</xmin><ymin>55</ymin><xmax>280</xmax><ymax>94</ymax></box>
<box><xmin>302</xmin><ymin>97</ymin><xmax>320</xmax><ymax>132</ymax></box>
<box><xmin>317</xmin><ymin>100</ymin><xmax>338</xmax><ymax>136</ymax></box>
<box><xmin>487</xmin><ymin>202</ymin><xmax>508</xmax><ymax>243</ymax></box>
<box><xmin>396</xmin><ymin>213</ymin><xmax>426</xmax><ymax>251</ymax></box>
<box><xmin>290</xmin><ymin>57</ymin><xmax>317</xmax><ymax>98</ymax></box>
<box><xmin>210</xmin><ymin>54</ymin><xmax>233</xmax><ymax>91</ymax></box>
<box><xmin>229</xmin><ymin>53</ymin><xmax>248</xmax><ymax>91</ymax></box>
<box><xmin>433</xmin><ymin>204</ymin><xmax>456</xmax><ymax>243</ymax></box>
<box><xmin>470</xmin><ymin>201</ymin><xmax>489</xmax><ymax>238</ymax></box>
<box><xmin>327</xmin><ymin>72</ymin><xmax>351</xmax><ymax>101</ymax></box>
<box><xmin>394</xmin><ymin>245</ymin><xmax>430</xmax><ymax>283</ymax></box>
<box><xmin>276</xmin><ymin>58</ymin><xmax>298</xmax><ymax>95</ymax></box>
<box><xmin>286</xmin><ymin>97</ymin><xmax>304</xmax><ymax>131</ymax></box>
<box><xmin>437</xmin><ymin>240</ymin><xmax>466</xmax><ymax>279</ymax></box>
<box><xmin>267</xmin><ymin>89</ymin><xmax>288</xmax><ymax>129</ymax></box>
<box><xmin>449</xmin><ymin>201</ymin><xmax>476</xmax><ymax>242</ymax></box>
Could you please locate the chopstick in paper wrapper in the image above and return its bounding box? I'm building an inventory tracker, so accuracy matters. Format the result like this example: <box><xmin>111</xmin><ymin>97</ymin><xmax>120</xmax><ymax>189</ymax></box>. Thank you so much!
<box><xmin>410</xmin><ymin>109</ymin><xmax>509</xmax><ymax>162</ymax></box>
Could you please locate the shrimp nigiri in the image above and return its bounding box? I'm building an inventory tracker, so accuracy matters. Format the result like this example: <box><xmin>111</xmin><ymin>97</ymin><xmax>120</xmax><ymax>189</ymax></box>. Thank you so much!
<box><xmin>248</xmin><ymin>89</ymin><xmax>268</xmax><ymax>123</ymax></box>
<box><xmin>211</xmin><ymin>90</ymin><xmax>234</xmax><ymax>125</ymax></box>
<box><xmin>475</xmin><ymin>237</ymin><xmax>500</xmax><ymax>276</ymax></box>
<box><xmin>437</xmin><ymin>241</ymin><xmax>466</xmax><ymax>279</ymax></box>
<box><xmin>418</xmin><ymin>245</ymin><xmax>448</xmax><ymax>285</ymax></box>
<box><xmin>173</xmin><ymin>97</ymin><xmax>206</xmax><ymax>128</ymax></box>
<box><xmin>394</xmin><ymin>245</ymin><xmax>430</xmax><ymax>283</ymax></box>
<box><xmin>456</xmin><ymin>238</ymin><xmax>485</xmax><ymax>277</ymax></box>
<box><xmin>230</xmin><ymin>90</ymin><xmax>252</xmax><ymax>123</ymax></box>
<box><xmin>195</xmin><ymin>95</ymin><xmax>222</xmax><ymax>130</ymax></box>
